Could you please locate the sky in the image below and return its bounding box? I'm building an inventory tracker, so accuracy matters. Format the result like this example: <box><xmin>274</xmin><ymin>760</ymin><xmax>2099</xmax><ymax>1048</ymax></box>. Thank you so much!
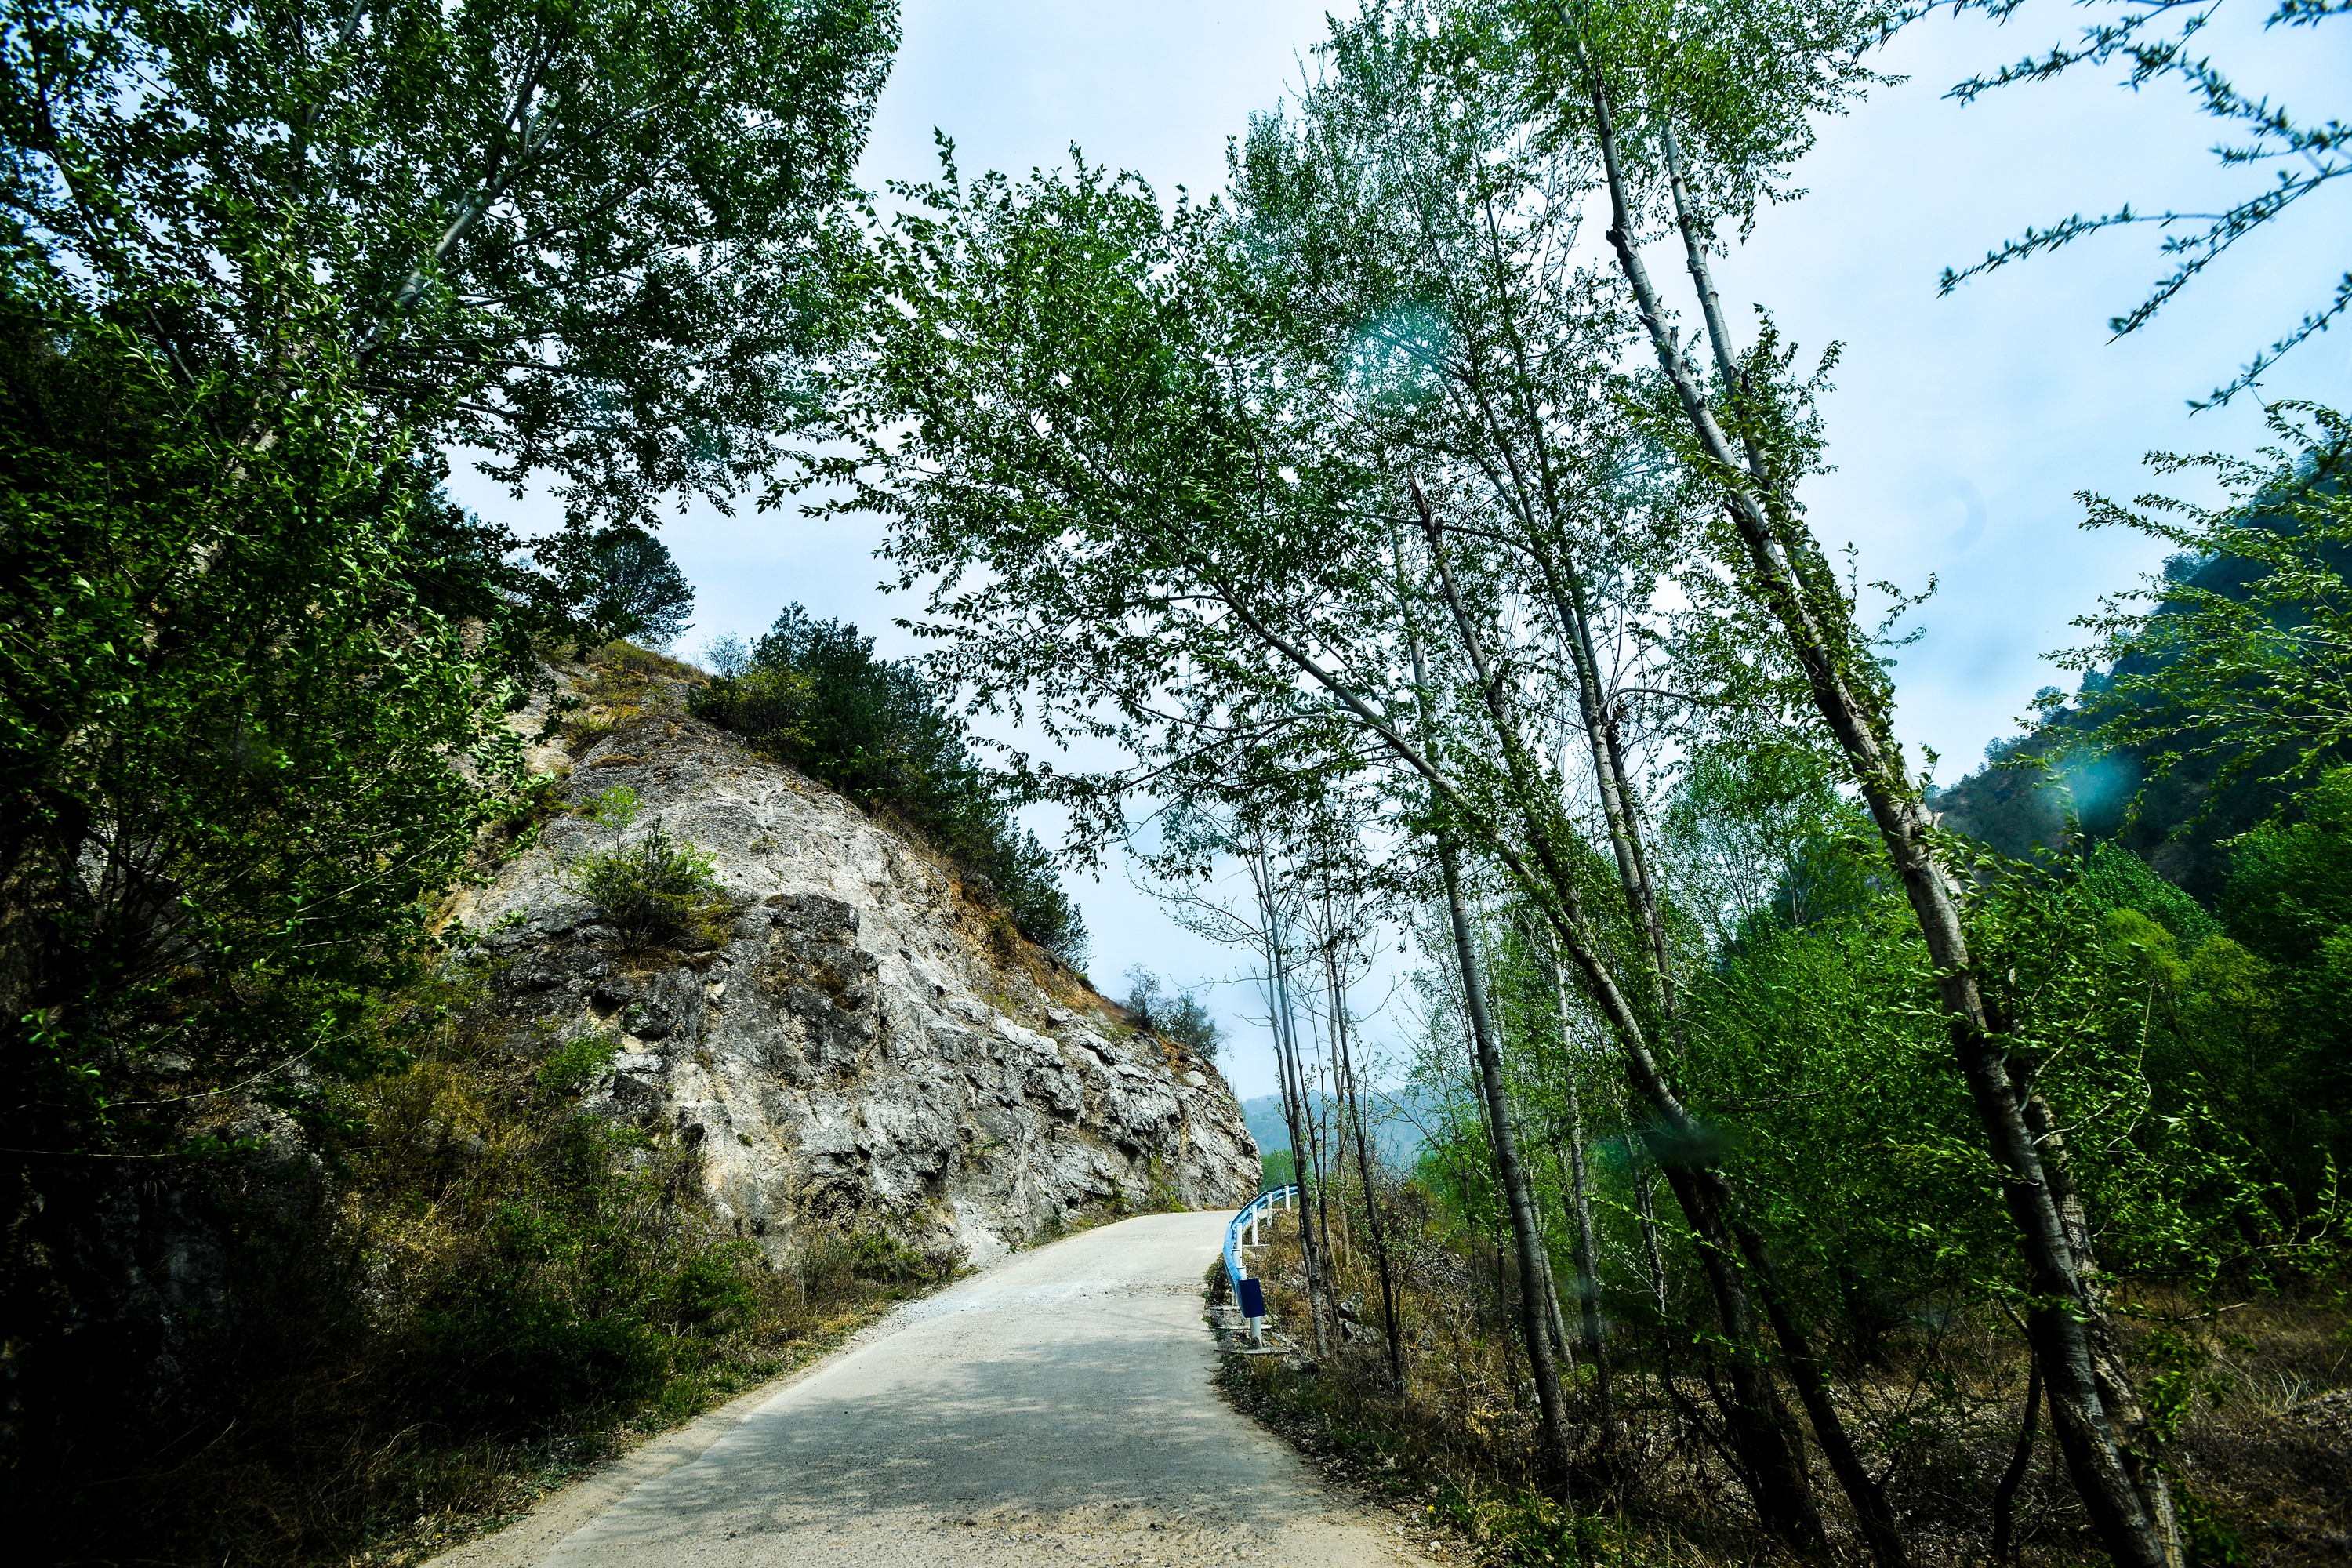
<box><xmin>446</xmin><ymin>1</ymin><xmax>2351</xmax><ymax>1100</ymax></box>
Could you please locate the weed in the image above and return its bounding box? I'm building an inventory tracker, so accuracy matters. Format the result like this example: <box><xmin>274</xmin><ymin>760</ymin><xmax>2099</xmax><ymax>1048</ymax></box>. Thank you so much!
<box><xmin>581</xmin><ymin>785</ymin><xmax>640</xmax><ymax>829</ymax></box>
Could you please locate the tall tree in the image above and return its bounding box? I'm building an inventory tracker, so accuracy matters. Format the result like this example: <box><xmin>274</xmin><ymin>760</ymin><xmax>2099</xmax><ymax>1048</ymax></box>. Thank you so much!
<box><xmin>1233</xmin><ymin>13</ymin><xmax>1896</xmax><ymax>1546</ymax></box>
<box><xmin>823</xmin><ymin>135</ymin><xmax>1844</xmax><ymax>1524</ymax></box>
<box><xmin>1526</xmin><ymin>0</ymin><xmax>2185</xmax><ymax>1559</ymax></box>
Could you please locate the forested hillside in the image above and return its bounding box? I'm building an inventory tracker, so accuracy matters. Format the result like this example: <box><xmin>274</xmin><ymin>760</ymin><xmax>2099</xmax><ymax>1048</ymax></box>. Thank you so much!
<box><xmin>4</xmin><ymin>0</ymin><xmax>2347</xmax><ymax>1566</ymax></box>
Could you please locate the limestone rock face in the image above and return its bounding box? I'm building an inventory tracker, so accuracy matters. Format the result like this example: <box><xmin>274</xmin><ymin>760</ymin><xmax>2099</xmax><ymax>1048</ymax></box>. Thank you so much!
<box><xmin>448</xmin><ymin>714</ymin><xmax>1258</xmax><ymax>1266</ymax></box>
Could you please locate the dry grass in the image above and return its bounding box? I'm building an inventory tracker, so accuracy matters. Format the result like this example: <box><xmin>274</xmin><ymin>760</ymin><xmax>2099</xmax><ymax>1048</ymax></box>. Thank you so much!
<box><xmin>555</xmin><ymin>641</ymin><xmax>706</xmax><ymax>752</ymax></box>
<box><xmin>1215</xmin><ymin>1202</ymin><xmax>2350</xmax><ymax>1567</ymax></box>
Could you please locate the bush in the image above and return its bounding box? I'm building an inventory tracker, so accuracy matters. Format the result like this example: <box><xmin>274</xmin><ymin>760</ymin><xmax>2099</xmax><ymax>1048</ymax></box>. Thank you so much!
<box><xmin>1122</xmin><ymin>967</ymin><xmax>1222</xmax><ymax>1060</ymax></box>
<box><xmin>536</xmin><ymin>1027</ymin><xmax>622</xmax><ymax>1094</ymax></box>
<box><xmin>569</xmin><ymin>822</ymin><xmax>731</xmax><ymax>950</ymax></box>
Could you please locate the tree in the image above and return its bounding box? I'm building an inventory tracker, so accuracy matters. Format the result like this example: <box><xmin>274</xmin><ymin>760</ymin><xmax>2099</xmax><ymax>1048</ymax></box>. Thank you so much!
<box><xmin>577</xmin><ymin>526</ymin><xmax>698</xmax><ymax>648</ymax></box>
<box><xmin>1235</xmin><ymin>10</ymin><xmax>1905</xmax><ymax>1539</ymax></box>
<box><xmin>1526</xmin><ymin>0</ymin><xmax>2188</xmax><ymax>1557</ymax></box>
<box><xmin>700</xmin><ymin>630</ymin><xmax>755</xmax><ymax>678</ymax></box>
<box><xmin>0</xmin><ymin>292</ymin><xmax>523</xmax><ymax>1157</ymax></box>
<box><xmin>817</xmin><ymin>54</ymin><xmax>1883</xmax><ymax>1517</ymax></box>
<box><xmin>2057</xmin><ymin>401</ymin><xmax>2352</xmax><ymax>803</ymax></box>
<box><xmin>0</xmin><ymin>0</ymin><xmax>898</xmax><ymax>1487</ymax></box>
<box><xmin>1121</xmin><ymin>967</ymin><xmax>1223</xmax><ymax>1061</ymax></box>
<box><xmin>1</xmin><ymin>0</ymin><xmax>902</xmax><ymax>1156</ymax></box>
<box><xmin>1</xmin><ymin>0</ymin><xmax>901</xmax><ymax>528</ymax></box>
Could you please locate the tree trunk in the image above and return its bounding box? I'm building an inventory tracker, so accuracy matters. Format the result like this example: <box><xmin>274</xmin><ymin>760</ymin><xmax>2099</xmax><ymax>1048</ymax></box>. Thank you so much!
<box><xmin>1438</xmin><ymin>834</ymin><xmax>1577</xmax><ymax>1486</ymax></box>
<box><xmin>1329</xmin><ymin>940</ymin><xmax>1407</xmax><ymax>1390</ymax></box>
<box><xmin>1573</xmin><ymin>44</ymin><xmax>2181</xmax><ymax>1568</ymax></box>
<box><xmin>1994</xmin><ymin>1346</ymin><xmax>2045</xmax><ymax>1563</ymax></box>
<box><xmin>1261</xmin><ymin>897</ymin><xmax>1333</xmax><ymax>1362</ymax></box>
<box><xmin>1411</xmin><ymin>481</ymin><xmax>1835</xmax><ymax>1561</ymax></box>
<box><xmin>1413</xmin><ymin>484</ymin><xmax>1824</xmax><ymax>1550</ymax></box>
<box><xmin>1624</xmin><ymin>1132</ymin><xmax>1682</xmax><ymax>1443</ymax></box>
<box><xmin>1282</xmin><ymin>951</ymin><xmax>1345</xmax><ymax>1332</ymax></box>
<box><xmin>1544</xmin><ymin>935</ymin><xmax>1617</xmax><ymax>1425</ymax></box>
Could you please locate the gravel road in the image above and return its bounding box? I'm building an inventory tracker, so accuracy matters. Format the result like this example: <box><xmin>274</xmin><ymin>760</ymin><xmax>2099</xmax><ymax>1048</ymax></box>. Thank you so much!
<box><xmin>435</xmin><ymin>1210</ymin><xmax>1428</xmax><ymax>1568</ymax></box>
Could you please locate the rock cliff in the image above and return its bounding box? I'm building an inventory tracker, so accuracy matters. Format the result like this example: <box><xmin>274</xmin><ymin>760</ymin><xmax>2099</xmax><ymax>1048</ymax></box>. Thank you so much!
<box><xmin>444</xmin><ymin>709</ymin><xmax>1258</xmax><ymax>1268</ymax></box>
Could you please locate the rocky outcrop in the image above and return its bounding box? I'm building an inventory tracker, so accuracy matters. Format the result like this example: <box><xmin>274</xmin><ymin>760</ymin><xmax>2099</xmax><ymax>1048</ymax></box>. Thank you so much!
<box><xmin>445</xmin><ymin>713</ymin><xmax>1258</xmax><ymax>1267</ymax></box>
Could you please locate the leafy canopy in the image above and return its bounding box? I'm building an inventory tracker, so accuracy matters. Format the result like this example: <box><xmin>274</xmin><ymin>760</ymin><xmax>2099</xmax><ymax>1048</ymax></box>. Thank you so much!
<box><xmin>2</xmin><ymin>0</ymin><xmax>901</xmax><ymax>526</ymax></box>
<box><xmin>0</xmin><ymin>293</ymin><xmax>524</xmax><ymax>1152</ymax></box>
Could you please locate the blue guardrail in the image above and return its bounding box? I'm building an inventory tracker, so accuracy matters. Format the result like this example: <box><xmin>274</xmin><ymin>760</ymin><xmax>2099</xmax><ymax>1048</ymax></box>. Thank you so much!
<box><xmin>1223</xmin><ymin>1184</ymin><xmax>1298</xmax><ymax>1299</ymax></box>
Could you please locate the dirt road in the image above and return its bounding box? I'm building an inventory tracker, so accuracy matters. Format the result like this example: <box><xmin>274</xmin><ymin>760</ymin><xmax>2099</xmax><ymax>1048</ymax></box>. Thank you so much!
<box><xmin>435</xmin><ymin>1210</ymin><xmax>1426</xmax><ymax>1567</ymax></box>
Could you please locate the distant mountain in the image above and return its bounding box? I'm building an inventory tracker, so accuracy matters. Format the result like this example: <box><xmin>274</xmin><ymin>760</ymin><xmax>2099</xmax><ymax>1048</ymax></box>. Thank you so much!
<box><xmin>1241</xmin><ymin>1087</ymin><xmax>1433</xmax><ymax>1171</ymax></box>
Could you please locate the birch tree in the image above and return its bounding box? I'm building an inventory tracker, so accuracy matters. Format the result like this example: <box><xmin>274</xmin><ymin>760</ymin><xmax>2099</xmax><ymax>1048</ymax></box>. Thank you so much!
<box><xmin>823</xmin><ymin>122</ymin><xmax>1878</xmax><ymax>1533</ymax></box>
<box><xmin>1523</xmin><ymin>0</ymin><xmax>2186</xmax><ymax>1558</ymax></box>
<box><xmin>1232</xmin><ymin>11</ymin><xmax>1915</xmax><ymax>1552</ymax></box>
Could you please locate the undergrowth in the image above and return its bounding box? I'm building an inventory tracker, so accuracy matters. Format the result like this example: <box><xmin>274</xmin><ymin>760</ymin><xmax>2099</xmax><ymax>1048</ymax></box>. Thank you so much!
<box><xmin>1215</xmin><ymin>1203</ymin><xmax>2350</xmax><ymax>1567</ymax></box>
<box><xmin>16</xmin><ymin>967</ymin><xmax>955</xmax><ymax>1568</ymax></box>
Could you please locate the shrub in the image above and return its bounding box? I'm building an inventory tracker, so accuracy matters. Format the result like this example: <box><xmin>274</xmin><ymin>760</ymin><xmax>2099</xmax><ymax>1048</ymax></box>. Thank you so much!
<box><xmin>848</xmin><ymin>1229</ymin><xmax>963</xmax><ymax>1287</ymax></box>
<box><xmin>570</xmin><ymin>822</ymin><xmax>731</xmax><ymax>950</ymax></box>
<box><xmin>536</xmin><ymin>1027</ymin><xmax>622</xmax><ymax>1094</ymax></box>
<box><xmin>1122</xmin><ymin>967</ymin><xmax>1222</xmax><ymax>1061</ymax></box>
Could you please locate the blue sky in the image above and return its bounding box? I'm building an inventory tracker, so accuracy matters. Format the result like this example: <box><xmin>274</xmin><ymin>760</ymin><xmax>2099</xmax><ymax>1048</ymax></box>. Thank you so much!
<box><xmin>450</xmin><ymin>1</ymin><xmax>2350</xmax><ymax>1098</ymax></box>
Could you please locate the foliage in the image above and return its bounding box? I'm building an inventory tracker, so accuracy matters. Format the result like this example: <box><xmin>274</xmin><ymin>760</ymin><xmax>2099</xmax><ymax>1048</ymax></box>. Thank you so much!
<box><xmin>535</xmin><ymin>1024</ymin><xmax>623</xmax><ymax>1094</ymax></box>
<box><xmin>3</xmin><ymin>971</ymin><xmax>947</xmax><ymax>1566</ymax></box>
<box><xmin>572</xmin><ymin>528</ymin><xmax>697</xmax><ymax>650</ymax></box>
<box><xmin>802</xmin><ymin>5</ymin><xmax>2352</xmax><ymax>1559</ymax></box>
<box><xmin>560</xmin><ymin>638</ymin><xmax>710</xmax><ymax>753</ymax></box>
<box><xmin>582</xmin><ymin>784</ymin><xmax>642</xmax><ymax>829</ymax></box>
<box><xmin>2176</xmin><ymin>768</ymin><xmax>2352</xmax><ymax>1198</ymax></box>
<box><xmin>691</xmin><ymin>604</ymin><xmax>1089</xmax><ymax>965</ymax></box>
<box><xmin>1388</xmin><ymin>793</ymin><xmax>2349</xmax><ymax>1552</ymax></box>
<box><xmin>1928</xmin><ymin>0</ymin><xmax>2349</xmax><ymax>405</ymax></box>
<box><xmin>0</xmin><ymin>0</ymin><xmax>900</xmax><ymax>1160</ymax></box>
<box><xmin>1937</xmin><ymin>403</ymin><xmax>2352</xmax><ymax>898</ymax></box>
<box><xmin>1</xmin><ymin>0</ymin><xmax>901</xmax><ymax>528</ymax></box>
<box><xmin>1121</xmin><ymin>966</ymin><xmax>1223</xmax><ymax>1060</ymax></box>
<box><xmin>0</xmin><ymin>289</ymin><xmax>525</xmax><ymax>1160</ymax></box>
<box><xmin>2056</xmin><ymin>402</ymin><xmax>2352</xmax><ymax>804</ymax></box>
<box><xmin>567</xmin><ymin>822</ymin><xmax>733</xmax><ymax>951</ymax></box>
<box><xmin>700</xmin><ymin>630</ymin><xmax>754</xmax><ymax>679</ymax></box>
<box><xmin>2081</xmin><ymin>840</ymin><xmax>2221</xmax><ymax>947</ymax></box>
<box><xmin>1663</xmin><ymin>742</ymin><xmax>1875</xmax><ymax>947</ymax></box>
